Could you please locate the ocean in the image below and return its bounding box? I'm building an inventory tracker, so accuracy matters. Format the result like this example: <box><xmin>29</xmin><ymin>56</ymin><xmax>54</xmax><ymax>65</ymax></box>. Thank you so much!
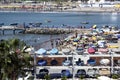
<box><xmin>0</xmin><ymin>12</ymin><xmax>120</xmax><ymax>49</ymax></box>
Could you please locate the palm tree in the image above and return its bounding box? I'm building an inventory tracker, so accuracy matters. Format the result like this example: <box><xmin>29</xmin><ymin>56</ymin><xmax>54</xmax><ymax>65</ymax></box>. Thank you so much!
<box><xmin>0</xmin><ymin>38</ymin><xmax>33</xmax><ymax>80</ymax></box>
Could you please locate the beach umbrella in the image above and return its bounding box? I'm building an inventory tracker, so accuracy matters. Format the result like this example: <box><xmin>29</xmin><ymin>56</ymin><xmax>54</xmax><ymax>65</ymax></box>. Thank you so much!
<box><xmin>62</xmin><ymin>48</ymin><xmax>71</xmax><ymax>54</ymax></box>
<box><xmin>73</xmin><ymin>38</ymin><xmax>79</xmax><ymax>42</ymax></box>
<box><xmin>87</xmin><ymin>47</ymin><xmax>96</xmax><ymax>54</ymax></box>
<box><xmin>35</xmin><ymin>48</ymin><xmax>46</xmax><ymax>55</ymax></box>
<box><xmin>92</xmin><ymin>25</ymin><xmax>97</xmax><ymax>29</ymax></box>
<box><xmin>49</xmin><ymin>48</ymin><xmax>58</xmax><ymax>55</ymax></box>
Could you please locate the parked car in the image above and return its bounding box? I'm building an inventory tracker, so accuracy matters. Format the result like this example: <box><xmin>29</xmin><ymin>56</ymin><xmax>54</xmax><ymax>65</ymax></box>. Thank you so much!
<box><xmin>61</xmin><ymin>69</ymin><xmax>72</xmax><ymax>78</ymax></box>
<box><xmin>36</xmin><ymin>68</ymin><xmax>49</xmax><ymax>79</ymax></box>
<box><xmin>99</xmin><ymin>68</ymin><xmax>110</xmax><ymax>76</ymax></box>
<box><xmin>75</xmin><ymin>69</ymin><xmax>86</xmax><ymax>78</ymax></box>
<box><xmin>87</xmin><ymin>68</ymin><xmax>99</xmax><ymax>77</ymax></box>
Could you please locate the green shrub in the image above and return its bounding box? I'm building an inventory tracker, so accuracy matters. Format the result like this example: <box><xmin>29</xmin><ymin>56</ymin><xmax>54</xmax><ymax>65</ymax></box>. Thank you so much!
<box><xmin>44</xmin><ymin>74</ymin><xmax>51</xmax><ymax>80</ymax></box>
<box><xmin>112</xmin><ymin>74</ymin><xmax>119</xmax><ymax>79</ymax></box>
<box><xmin>61</xmin><ymin>76</ymin><xmax>67</xmax><ymax>80</ymax></box>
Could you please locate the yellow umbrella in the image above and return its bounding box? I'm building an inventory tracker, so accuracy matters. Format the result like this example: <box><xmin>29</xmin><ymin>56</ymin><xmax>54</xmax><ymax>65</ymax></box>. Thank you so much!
<box><xmin>73</xmin><ymin>42</ymin><xmax>78</xmax><ymax>46</ymax></box>
<box><xmin>92</xmin><ymin>25</ymin><xmax>97</xmax><ymax>29</ymax></box>
<box><xmin>92</xmin><ymin>36</ymin><xmax>97</xmax><ymax>41</ymax></box>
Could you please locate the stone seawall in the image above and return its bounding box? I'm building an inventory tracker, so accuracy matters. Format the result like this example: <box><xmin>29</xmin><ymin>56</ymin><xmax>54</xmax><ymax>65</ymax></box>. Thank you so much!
<box><xmin>24</xmin><ymin>28</ymin><xmax>91</xmax><ymax>34</ymax></box>
<box><xmin>24</xmin><ymin>28</ymin><xmax>73</xmax><ymax>34</ymax></box>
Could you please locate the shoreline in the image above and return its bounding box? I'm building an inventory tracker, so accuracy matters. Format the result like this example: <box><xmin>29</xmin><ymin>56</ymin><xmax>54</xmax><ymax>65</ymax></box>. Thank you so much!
<box><xmin>0</xmin><ymin>7</ymin><xmax>119</xmax><ymax>14</ymax></box>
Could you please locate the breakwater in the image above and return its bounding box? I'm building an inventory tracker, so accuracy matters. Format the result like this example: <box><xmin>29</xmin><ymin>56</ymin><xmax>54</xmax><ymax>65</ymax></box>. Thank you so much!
<box><xmin>24</xmin><ymin>28</ymin><xmax>73</xmax><ymax>34</ymax></box>
<box><xmin>24</xmin><ymin>28</ymin><xmax>91</xmax><ymax>34</ymax></box>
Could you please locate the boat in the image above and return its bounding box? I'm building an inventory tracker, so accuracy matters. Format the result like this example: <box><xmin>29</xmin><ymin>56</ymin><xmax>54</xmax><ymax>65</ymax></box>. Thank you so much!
<box><xmin>80</xmin><ymin>21</ymin><xmax>89</xmax><ymax>24</ymax></box>
<box><xmin>112</xmin><ymin>12</ymin><xmax>118</xmax><ymax>15</ymax></box>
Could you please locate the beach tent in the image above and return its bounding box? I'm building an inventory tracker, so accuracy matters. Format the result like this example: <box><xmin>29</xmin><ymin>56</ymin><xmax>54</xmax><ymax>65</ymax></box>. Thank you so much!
<box><xmin>49</xmin><ymin>48</ymin><xmax>58</xmax><ymax>55</ymax></box>
<box><xmin>35</xmin><ymin>48</ymin><xmax>46</xmax><ymax>55</ymax></box>
<box><xmin>100</xmin><ymin>59</ymin><xmax>110</xmax><ymax>65</ymax></box>
<box><xmin>87</xmin><ymin>47</ymin><xmax>96</xmax><ymax>54</ymax></box>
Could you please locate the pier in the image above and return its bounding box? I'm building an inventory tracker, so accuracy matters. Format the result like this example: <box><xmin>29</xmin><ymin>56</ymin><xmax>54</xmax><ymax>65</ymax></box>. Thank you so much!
<box><xmin>0</xmin><ymin>26</ymin><xmax>25</xmax><ymax>35</ymax></box>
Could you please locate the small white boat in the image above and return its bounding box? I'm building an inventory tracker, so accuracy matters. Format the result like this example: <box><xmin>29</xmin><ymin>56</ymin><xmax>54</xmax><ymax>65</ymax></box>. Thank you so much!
<box><xmin>112</xmin><ymin>12</ymin><xmax>118</xmax><ymax>15</ymax></box>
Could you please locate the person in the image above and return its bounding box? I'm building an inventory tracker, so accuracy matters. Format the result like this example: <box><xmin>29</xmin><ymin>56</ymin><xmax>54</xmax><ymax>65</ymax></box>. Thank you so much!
<box><xmin>51</xmin><ymin>40</ymin><xmax>54</xmax><ymax>48</ymax></box>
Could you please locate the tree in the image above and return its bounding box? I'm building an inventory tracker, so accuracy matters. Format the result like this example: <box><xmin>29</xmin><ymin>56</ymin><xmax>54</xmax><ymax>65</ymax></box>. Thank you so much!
<box><xmin>0</xmin><ymin>38</ymin><xmax>33</xmax><ymax>80</ymax></box>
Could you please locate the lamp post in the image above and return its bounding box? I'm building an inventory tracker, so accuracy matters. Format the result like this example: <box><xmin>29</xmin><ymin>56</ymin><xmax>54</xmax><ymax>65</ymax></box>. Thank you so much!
<box><xmin>32</xmin><ymin>48</ymin><xmax>36</xmax><ymax>79</ymax></box>
<box><xmin>72</xmin><ymin>52</ymin><xmax>75</xmax><ymax>80</ymax></box>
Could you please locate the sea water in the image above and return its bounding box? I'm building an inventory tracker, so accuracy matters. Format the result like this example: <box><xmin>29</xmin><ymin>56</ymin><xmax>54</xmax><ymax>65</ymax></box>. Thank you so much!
<box><xmin>0</xmin><ymin>12</ymin><xmax>120</xmax><ymax>49</ymax></box>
